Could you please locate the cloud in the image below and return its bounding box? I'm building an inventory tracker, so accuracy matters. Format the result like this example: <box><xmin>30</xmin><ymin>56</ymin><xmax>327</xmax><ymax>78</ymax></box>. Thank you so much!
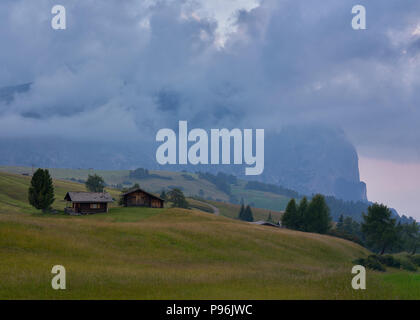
<box><xmin>1</xmin><ymin>0</ymin><xmax>420</xmax><ymax>162</ymax></box>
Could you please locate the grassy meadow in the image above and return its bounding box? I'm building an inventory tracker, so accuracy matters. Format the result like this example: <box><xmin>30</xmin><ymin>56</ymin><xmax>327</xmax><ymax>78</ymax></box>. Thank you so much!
<box><xmin>0</xmin><ymin>166</ymin><xmax>291</xmax><ymax>211</ymax></box>
<box><xmin>207</xmin><ymin>200</ymin><xmax>284</xmax><ymax>223</ymax></box>
<box><xmin>0</xmin><ymin>171</ymin><xmax>419</xmax><ymax>299</ymax></box>
<box><xmin>0</xmin><ymin>166</ymin><xmax>230</xmax><ymax>202</ymax></box>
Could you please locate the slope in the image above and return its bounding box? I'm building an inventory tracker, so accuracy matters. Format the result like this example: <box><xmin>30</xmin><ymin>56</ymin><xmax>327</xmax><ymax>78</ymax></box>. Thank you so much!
<box><xmin>0</xmin><ymin>172</ymin><xmax>418</xmax><ymax>299</ymax></box>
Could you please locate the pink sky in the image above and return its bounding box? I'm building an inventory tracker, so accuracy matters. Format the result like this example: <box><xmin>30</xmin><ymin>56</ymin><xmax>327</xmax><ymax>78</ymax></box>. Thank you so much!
<box><xmin>359</xmin><ymin>157</ymin><xmax>420</xmax><ymax>220</ymax></box>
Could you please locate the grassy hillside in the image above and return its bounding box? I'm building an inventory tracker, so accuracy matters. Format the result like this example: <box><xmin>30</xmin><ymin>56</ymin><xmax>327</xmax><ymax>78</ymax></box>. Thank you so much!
<box><xmin>207</xmin><ymin>200</ymin><xmax>283</xmax><ymax>223</ymax></box>
<box><xmin>0</xmin><ymin>166</ymin><xmax>290</xmax><ymax>211</ymax></box>
<box><xmin>0</xmin><ymin>166</ymin><xmax>231</xmax><ymax>202</ymax></box>
<box><xmin>0</xmin><ymin>171</ymin><xmax>121</xmax><ymax>213</ymax></box>
<box><xmin>0</xmin><ymin>172</ymin><xmax>419</xmax><ymax>299</ymax></box>
<box><xmin>231</xmin><ymin>181</ymin><xmax>290</xmax><ymax>212</ymax></box>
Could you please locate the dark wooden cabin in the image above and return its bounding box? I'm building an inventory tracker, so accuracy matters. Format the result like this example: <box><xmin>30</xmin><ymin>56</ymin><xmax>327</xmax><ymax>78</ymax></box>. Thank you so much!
<box><xmin>121</xmin><ymin>188</ymin><xmax>164</xmax><ymax>208</ymax></box>
<box><xmin>64</xmin><ymin>192</ymin><xmax>113</xmax><ymax>215</ymax></box>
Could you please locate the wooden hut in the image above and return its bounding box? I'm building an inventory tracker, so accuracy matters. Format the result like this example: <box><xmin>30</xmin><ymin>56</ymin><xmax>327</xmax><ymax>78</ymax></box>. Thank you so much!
<box><xmin>121</xmin><ymin>187</ymin><xmax>164</xmax><ymax>208</ymax></box>
<box><xmin>64</xmin><ymin>192</ymin><xmax>113</xmax><ymax>215</ymax></box>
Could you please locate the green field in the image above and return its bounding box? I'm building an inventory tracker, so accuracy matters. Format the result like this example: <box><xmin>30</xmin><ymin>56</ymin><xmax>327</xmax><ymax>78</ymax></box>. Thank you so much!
<box><xmin>0</xmin><ymin>166</ymin><xmax>290</xmax><ymax>211</ymax></box>
<box><xmin>0</xmin><ymin>166</ymin><xmax>231</xmax><ymax>202</ymax></box>
<box><xmin>231</xmin><ymin>182</ymin><xmax>290</xmax><ymax>212</ymax></box>
<box><xmin>0</xmin><ymin>171</ymin><xmax>419</xmax><ymax>299</ymax></box>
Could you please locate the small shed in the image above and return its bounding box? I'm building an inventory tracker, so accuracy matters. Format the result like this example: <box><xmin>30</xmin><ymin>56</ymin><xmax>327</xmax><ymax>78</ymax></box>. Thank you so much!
<box><xmin>64</xmin><ymin>192</ymin><xmax>113</xmax><ymax>215</ymax></box>
<box><xmin>250</xmin><ymin>220</ymin><xmax>281</xmax><ymax>228</ymax></box>
<box><xmin>121</xmin><ymin>187</ymin><xmax>164</xmax><ymax>208</ymax></box>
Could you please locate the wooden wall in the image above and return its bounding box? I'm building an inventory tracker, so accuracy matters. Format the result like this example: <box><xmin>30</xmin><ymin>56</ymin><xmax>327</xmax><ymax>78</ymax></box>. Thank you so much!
<box><xmin>124</xmin><ymin>191</ymin><xmax>163</xmax><ymax>208</ymax></box>
<box><xmin>73</xmin><ymin>202</ymin><xmax>108</xmax><ymax>214</ymax></box>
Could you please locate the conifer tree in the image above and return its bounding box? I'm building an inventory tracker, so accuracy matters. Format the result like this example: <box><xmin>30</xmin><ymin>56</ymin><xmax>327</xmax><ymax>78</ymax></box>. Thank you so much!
<box><xmin>28</xmin><ymin>169</ymin><xmax>55</xmax><ymax>212</ymax></box>
<box><xmin>243</xmin><ymin>205</ymin><xmax>254</xmax><ymax>222</ymax></box>
<box><xmin>282</xmin><ymin>199</ymin><xmax>298</xmax><ymax>229</ymax></box>
<box><xmin>238</xmin><ymin>203</ymin><xmax>245</xmax><ymax>220</ymax></box>
<box><xmin>337</xmin><ymin>214</ymin><xmax>344</xmax><ymax>231</ymax></box>
<box><xmin>297</xmin><ymin>197</ymin><xmax>308</xmax><ymax>231</ymax></box>
<box><xmin>305</xmin><ymin>194</ymin><xmax>331</xmax><ymax>234</ymax></box>
<box><xmin>362</xmin><ymin>203</ymin><xmax>399</xmax><ymax>255</ymax></box>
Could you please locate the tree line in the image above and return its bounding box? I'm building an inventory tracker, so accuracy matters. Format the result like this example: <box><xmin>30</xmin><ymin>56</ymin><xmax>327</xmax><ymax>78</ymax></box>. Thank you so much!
<box><xmin>281</xmin><ymin>195</ymin><xmax>332</xmax><ymax>234</ymax></box>
<box><xmin>237</xmin><ymin>203</ymin><xmax>254</xmax><ymax>222</ymax></box>
<box><xmin>282</xmin><ymin>196</ymin><xmax>419</xmax><ymax>255</ymax></box>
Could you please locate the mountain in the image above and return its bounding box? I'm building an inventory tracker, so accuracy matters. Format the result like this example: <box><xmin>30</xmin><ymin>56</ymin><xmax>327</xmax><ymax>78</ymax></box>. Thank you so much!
<box><xmin>0</xmin><ymin>83</ymin><xmax>366</xmax><ymax>202</ymax></box>
<box><xmin>0</xmin><ymin>129</ymin><xmax>367</xmax><ymax>202</ymax></box>
<box><xmin>263</xmin><ymin>126</ymin><xmax>367</xmax><ymax>201</ymax></box>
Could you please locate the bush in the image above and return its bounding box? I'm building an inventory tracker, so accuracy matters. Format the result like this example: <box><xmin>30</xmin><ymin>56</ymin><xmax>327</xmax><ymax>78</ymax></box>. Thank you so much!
<box><xmin>167</xmin><ymin>188</ymin><xmax>189</xmax><ymax>209</ymax></box>
<box><xmin>400</xmin><ymin>258</ymin><xmax>418</xmax><ymax>272</ymax></box>
<box><xmin>353</xmin><ymin>255</ymin><xmax>386</xmax><ymax>272</ymax></box>
<box><xmin>376</xmin><ymin>255</ymin><xmax>401</xmax><ymax>268</ymax></box>
<box><xmin>408</xmin><ymin>254</ymin><xmax>420</xmax><ymax>267</ymax></box>
<box><xmin>354</xmin><ymin>254</ymin><xmax>419</xmax><ymax>272</ymax></box>
<box><xmin>85</xmin><ymin>174</ymin><xmax>106</xmax><ymax>192</ymax></box>
<box><xmin>328</xmin><ymin>229</ymin><xmax>364</xmax><ymax>246</ymax></box>
<box><xmin>394</xmin><ymin>254</ymin><xmax>418</xmax><ymax>271</ymax></box>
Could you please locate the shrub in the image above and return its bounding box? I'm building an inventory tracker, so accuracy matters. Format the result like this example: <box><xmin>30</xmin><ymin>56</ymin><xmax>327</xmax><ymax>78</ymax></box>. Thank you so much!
<box><xmin>400</xmin><ymin>258</ymin><xmax>418</xmax><ymax>272</ymax></box>
<box><xmin>167</xmin><ymin>188</ymin><xmax>189</xmax><ymax>209</ymax></box>
<box><xmin>394</xmin><ymin>254</ymin><xmax>418</xmax><ymax>271</ymax></box>
<box><xmin>408</xmin><ymin>254</ymin><xmax>420</xmax><ymax>267</ymax></box>
<box><xmin>353</xmin><ymin>255</ymin><xmax>386</xmax><ymax>272</ymax></box>
<box><xmin>85</xmin><ymin>174</ymin><xmax>106</xmax><ymax>192</ymax></box>
<box><xmin>376</xmin><ymin>254</ymin><xmax>401</xmax><ymax>268</ymax></box>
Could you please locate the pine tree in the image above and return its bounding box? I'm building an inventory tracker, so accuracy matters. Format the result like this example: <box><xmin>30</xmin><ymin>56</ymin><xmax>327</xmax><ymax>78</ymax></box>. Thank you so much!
<box><xmin>361</xmin><ymin>203</ymin><xmax>399</xmax><ymax>255</ymax></box>
<box><xmin>28</xmin><ymin>169</ymin><xmax>55</xmax><ymax>212</ymax></box>
<box><xmin>403</xmin><ymin>221</ymin><xmax>420</xmax><ymax>255</ymax></box>
<box><xmin>337</xmin><ymin>214</ymin><xmax>344</xmax><ymax>231</ymax></box>
<box><xmin>305</xmin><ymin>194</ymin><xmax>331</xmax><ymax>234</ymax></box>
<box><xmin>267</xmin><ymin>212</ymin><xmax>274</xmax><ymax>223</ymax></box>
<box><xmin>297</xmin><ymin>197</ymin><xmax>308</xmax><ymax>231</ymax></box>
<box><xmin>238</xmin><ymin>203</ymin><xmax>245</xmax><ymax>220</ymax></box>
<box><xmin>282</xmin><ymin>199</ymin><xmax>298</xmax><ymax>229</ymax></box>
<box><xmin>243</xmin><ymin>205</ymin><xmax>254</xmax><ymax>222</ymax></box>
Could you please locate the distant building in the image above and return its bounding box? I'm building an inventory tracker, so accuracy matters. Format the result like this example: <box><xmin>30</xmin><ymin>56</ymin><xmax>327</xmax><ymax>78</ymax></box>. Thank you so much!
<box><xmin>250</xmin><ymin>220</ymin><xmax>281</xmax><ymax>228</ymax></box>
<box><xmin>64</xmin><ymin>192</ymin><xmax>113</xmax><ymax>215</ymax></box>
<box><xmin>121</xmin><ymin>187</ymin><xmax>164</xmax><ymax>208</ymax></box>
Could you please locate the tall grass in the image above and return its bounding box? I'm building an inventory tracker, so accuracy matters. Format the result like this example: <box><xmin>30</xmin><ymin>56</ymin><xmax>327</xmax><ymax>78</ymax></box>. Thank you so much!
<box><xmin>0</xmin><ymin>172</ymin><xmax>418</xmax><ymax>299</ymax></box>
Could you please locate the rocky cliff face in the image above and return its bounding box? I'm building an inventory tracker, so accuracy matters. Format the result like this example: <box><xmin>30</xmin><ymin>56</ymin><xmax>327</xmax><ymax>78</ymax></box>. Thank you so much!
<box><xmin>261</xmin><ymin>126</ymin><xmax>367</xmax><ymax>201</ymax></box>
<box><xmin>0</xmin><ymin>83</ymin><xmax>367</xmax><ymax>201</ymax></box>
<box><xmin>0</xmin><ymin>125</ymin><xmax>367</xmax><ymax>202</ymax></box>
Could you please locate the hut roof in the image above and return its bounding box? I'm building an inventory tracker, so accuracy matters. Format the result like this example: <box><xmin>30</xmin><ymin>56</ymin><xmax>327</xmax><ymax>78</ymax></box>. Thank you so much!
<box><xmin>122</xmin><ymin>187</ymin><xmax>164</xmax><ymax>201</ymax></box>
<box><xmin>250</xmin><ymin>220</ymin><xmax>280</xmax><ymax>228</ymax></box>
<box><xmin>64</xmin><ymin>192</ymin><xmax>114</xmax><ymax>203</ymax></box>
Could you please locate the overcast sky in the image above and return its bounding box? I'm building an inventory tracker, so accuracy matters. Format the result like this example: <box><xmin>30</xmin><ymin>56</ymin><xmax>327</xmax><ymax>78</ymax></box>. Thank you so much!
<box><xmin>1</xmin><ymin>0</ymin><xmax>420</xmax><ymax>218</ymax></box>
